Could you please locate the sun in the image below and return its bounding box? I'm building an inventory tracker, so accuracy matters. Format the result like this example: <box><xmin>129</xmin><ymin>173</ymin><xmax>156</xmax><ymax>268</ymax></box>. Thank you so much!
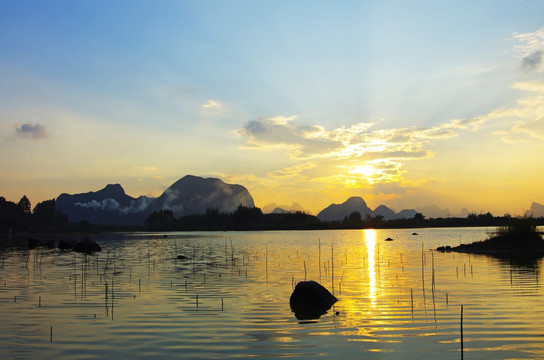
<box><xmin>351</xmin><ymin>165</ymin><xmax>376</xmax><ymax>177</ymax></box>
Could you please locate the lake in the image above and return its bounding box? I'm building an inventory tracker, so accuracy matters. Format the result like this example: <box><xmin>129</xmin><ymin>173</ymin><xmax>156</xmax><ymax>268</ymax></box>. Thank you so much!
<box><xmin>1</xmin><ymin>227</ymin><xmax>544</xmax><ymax>359</ymax></box>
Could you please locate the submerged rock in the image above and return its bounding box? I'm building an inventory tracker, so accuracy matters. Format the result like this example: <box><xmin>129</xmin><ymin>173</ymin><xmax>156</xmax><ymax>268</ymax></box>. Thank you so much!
<box><xmin>290</xmin><ymin>280</ymin><xmax>338</xmax><ymax>321</ymax></box>
<box><xmin>74</xmin><ymin>237</ymin><xmax>102</xmax><ymax>254</ymax></box>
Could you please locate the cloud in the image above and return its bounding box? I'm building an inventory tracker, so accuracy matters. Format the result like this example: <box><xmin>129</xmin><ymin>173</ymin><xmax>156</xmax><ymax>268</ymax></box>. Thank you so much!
<box><xmin>201</xmin><ymin>99</ymin><xmax>222</xmax><ymax>109</ymax></box>
<box><xmin>239</xmin><ymin>116</ymin><xmax>473</xmax><ymax>164</ymax></box>
<box><xmin>74</xmin><ymin>197</ymin><xmax>154</xmax><ymax>214</ymax></box>
<box><xmin>513</xmin><ymin>79</ymin><xmax>544</xmax><ymax>93</ymax></box>
<box><xmin>238</xmin><ymin>116</ymin><xmax>344</xmax><ymax>157</ymax></box>
<box><xmin>513</xmin><ymin>27</ymin><xmax>544</xmax><ymax>73</ymax></box>
<box><xmin>238</xmin><ymin>116</ymin><xmax>459</xmax><ymax>188</ymax></box>
<box><xmin>521</xmin><ymin>51</ymin><xmax>543</xmax><ymax>73</ymax></box>
<box><xmin>133</xmin><ymin>165</ymin><xmax>158</xmax><ymax>172</ymax></box>
<box><xmin>13</xmin><ymin>123</ymin><xmax>47</xmax><ymax>139</ymax></box>
<box><xmin>237</xmin><ymin>63</ymin><xmax>544</xmax><ymax>203</ymax></box>
<box><xmin>514</xmin><ymin>117</ymin><xmax>544</xmax><ymax>139</ymax></box>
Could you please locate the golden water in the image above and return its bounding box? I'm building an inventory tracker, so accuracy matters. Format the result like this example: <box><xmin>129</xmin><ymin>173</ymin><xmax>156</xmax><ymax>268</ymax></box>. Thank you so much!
<box><xmin>1</xmin><ymin>228</ymin><xmax>543</xmax><ymax>359</ymax></box>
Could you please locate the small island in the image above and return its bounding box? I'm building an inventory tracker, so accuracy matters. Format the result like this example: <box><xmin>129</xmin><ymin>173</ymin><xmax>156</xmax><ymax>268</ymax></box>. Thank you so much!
<box><xmin>437</xmin><ymin>217</ymin><xmax>544</xmax><ymax>255</ymax></box>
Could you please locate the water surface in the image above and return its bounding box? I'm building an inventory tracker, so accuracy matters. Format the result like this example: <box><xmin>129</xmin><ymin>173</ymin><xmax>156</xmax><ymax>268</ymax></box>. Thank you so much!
<box><xmin>1</xmin><ymin>228</ymin><xmax>543</xmax><ymax>359</ymax></box>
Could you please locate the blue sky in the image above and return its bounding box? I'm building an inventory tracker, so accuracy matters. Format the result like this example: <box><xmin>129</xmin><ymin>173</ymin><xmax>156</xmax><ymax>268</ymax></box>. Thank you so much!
<box><xmin>1</xmin><ymin>1</ymin><xmax>544</xmax><ymax>216</ymax></box>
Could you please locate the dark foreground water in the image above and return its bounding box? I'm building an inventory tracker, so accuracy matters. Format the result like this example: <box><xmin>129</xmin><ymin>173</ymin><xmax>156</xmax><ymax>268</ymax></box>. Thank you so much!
<box><xmin>1</xmin><ymin>228</ymin><xmax>543</xmax><ymax>359</ymax></box>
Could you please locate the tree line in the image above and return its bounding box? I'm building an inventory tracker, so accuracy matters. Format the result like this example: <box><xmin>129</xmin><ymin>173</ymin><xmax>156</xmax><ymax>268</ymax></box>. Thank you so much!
<box><xmin>144</xmin><ymin>206</ymin><xmax>544</xmax><ymax>231</ymax></box>
<box><xmin>1</xmin><ymin>194</ymin><xmax>542</xmax><ymax>233</ymax></box>
<box><xmin>0</xmin><ymin>195</ymin><xmax>68</xmax><ymax>232</ymax></box>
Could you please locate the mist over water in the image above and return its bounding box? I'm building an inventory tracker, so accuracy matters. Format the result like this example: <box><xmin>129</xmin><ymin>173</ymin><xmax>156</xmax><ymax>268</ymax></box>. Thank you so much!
<box><xmin>1</xmin><ymin>228</ymin><xmax>543</xmax><ymax>359</ymax></box>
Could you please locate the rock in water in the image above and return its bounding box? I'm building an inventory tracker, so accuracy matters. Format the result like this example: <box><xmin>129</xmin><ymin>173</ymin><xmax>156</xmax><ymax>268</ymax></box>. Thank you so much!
<box><xmin>74</xmin><ymin>238</ymin><xmax>102</xmax><ymax>254</ymax></box>
<box><xmin>28</xmin><ymin>237</ymin><xmax>55</xmax><ymax>249</ymax></box>
<box><xmin>290</xmin><ymin>281</ymin><xmax>338</xmax><ymax>320</ymax></box>
<box><xmin>58</xmin><ymin>238</ymin><xmax>79</xmax><ymax>250</ymax></box>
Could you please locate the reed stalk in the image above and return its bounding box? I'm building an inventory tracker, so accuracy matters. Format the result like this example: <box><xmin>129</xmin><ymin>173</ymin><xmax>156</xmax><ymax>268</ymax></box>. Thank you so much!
<box><xmin>460</xmin><ymin>305</ymin><xmax>464</xmax><ymax>360</ymax></box>
<box><xmin>410</xmin><ymin>288</ymin><xmax>414</xmax><ymax>314</ymax></box>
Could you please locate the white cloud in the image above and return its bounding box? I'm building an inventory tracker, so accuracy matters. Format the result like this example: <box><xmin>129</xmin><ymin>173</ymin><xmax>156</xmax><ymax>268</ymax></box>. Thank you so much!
<box><xmin>513</xmin><ymin>27</ymin><xmax>544</xmax><ymax>73</ymax></box>
<box><xmin>513</xmin><ymin>79</ymin><xmax>544</xmax><ymax>93</ymax></box>
<box><xmin>514</xmin><ymin>117</ymin><xmax>544</xmax><ymax>139</ymax></box>
<box><xmin>201</xmin><ymin>99</ymin><xmax>222</xmax><ymax>109</ymax></box>
<box><xmin>132</xmin><ymin>165</ymin><xmax>158</xmax><ymax>172</ymax></box>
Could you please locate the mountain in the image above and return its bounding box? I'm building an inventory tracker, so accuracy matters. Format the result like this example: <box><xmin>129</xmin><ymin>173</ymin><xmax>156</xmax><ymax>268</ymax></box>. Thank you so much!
<box><xmin>316</xmin><ymin>197</ymin><xmax>419</xmax><ymax>222</ymax></box>
<box><xmin>270</xmin><ymin>207</ymin><xmax>289</xmax><ymax>214</ymax></box>
<box><xmin>459</xmin><ymin>207</ymin><xmax>470</xmax><ymax>218</ymax></box>
<box><xmin>56</xmin><ymin>175</ymin><xmax>254</xmax><ymax>225</ymax></box>
<box><xmin>317</xmin><ymin>196</ymin><xmax>372</xmax><ymax>222</ymax></box>
<box><xmin>56</xmin><ymin>184</ymin><xmax>152</xmax><ymax>225</ymax></box>
<box><xmin>262</xmin><ymin>202</ymin><xmax>308</xmax><ymax>214</ymax></box>
<box><xmin>152</xmin><ymin>175</ymin><xmax>254</xmax><ymax>217</ymax></box>
<box><xmin>416</xmin><ymin>204</ymin><xmax>453</xmax><ymax>218</ymax></box>
<box><xmin>526</xmin><ymin>202</ymin><xmax>544</xmax><ymax>217</ymax></box>
<box><xmin>396</xmin><ymin>209</ymin><xmax>418</xmax><ymax>219</ymax></box>
<box><xmin>372</xmin><ymin>205</ymin><xmax>396</xmax><ymax>220</ymax></box>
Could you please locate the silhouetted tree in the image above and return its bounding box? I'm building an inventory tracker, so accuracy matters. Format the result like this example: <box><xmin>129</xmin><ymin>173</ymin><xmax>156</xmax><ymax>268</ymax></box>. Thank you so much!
<box><xmin>343</xmin><ymin>211</ymin><xmax>364</xmax><ymax>228</ymax></box>
<box><xmin>365</xmin><ymin>214</ymin><xmax>385</xmax><ymax>228</ymax></box>
<box><xmin>0</xmin><ymin>197</ymin><xmax>27</xmax><ymax>231</ymax></box>
<box><xmin>32</xmin><ymin>199</ymin><xmax>68</xmax><ymax>230</ymax></box>
<box><xmin>231</xmin><ymin>205</ymin><xmax>263</xmax><ymax>229</ymax></box>
<box><xmin>145</xmin><ymin>209</ymin><xmax>176</xmax><ymax>230</ymax></box>
<box><xmin>205</xmin><ymin>207</ymin><xmax>223</xmax><ymax>229</ymax></box>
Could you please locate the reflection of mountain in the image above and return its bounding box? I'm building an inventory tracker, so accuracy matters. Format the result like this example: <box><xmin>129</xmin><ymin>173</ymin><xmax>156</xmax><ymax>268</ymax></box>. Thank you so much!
<box><xmin>316</xmin><ymin>196</ymin><xmax>417</xmax><ymax>222</ymax></box>
<box><xmin>57</xmin><ymin>175</ymin><xmax>254</xmax><ymax>225</ymax></box>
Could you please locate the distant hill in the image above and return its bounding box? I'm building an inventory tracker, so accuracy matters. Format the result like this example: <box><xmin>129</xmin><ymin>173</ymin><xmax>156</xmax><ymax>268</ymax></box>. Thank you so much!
<box><xmin>262</xmin><ymin>202</ymin><xmax>308</xmax><ymax>214</ymax></box>
<box><xmin>396</xmin><ymin>209</ymin><xmax>418</xmax><ymax>219</ymax></box>
<box><xmin>416</xmin><ymin>204</ymin><xmax>453</xmax><ymax>218</ymax></box>
<box><xmin>56</xmin><ymin>175</ymin><xmax>254</xmax><ymax>225</ymax></box>
<box><xmin>317</xmin><ymin>197</ymin><xmax>373</xmax><ymax>222</ymax></box>
<box><xmin>526</xmin><ymin>202</ymin><xmax>544</xmax><ymax>217</ymax></box>
<box><xmin>317</xmin><ymin>196</ymin><xmax>418</xmax><ymax>222</ymax></box>
<box><xmin>372</xmin><ymin>205</ymin><xmax>396</xmax><ymax>220</ymax></box>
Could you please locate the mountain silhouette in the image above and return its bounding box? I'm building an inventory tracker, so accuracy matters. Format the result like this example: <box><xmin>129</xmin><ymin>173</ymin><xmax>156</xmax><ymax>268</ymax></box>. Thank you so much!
<box><xmin>262</xmin><ymin>202</ymin><xmax>308</xmax><ymax>214</ymax></box>
<box><xmin>316</xmin><ymin>196</ymin><xmax>418</xmax><ymax>222</ymax></box>
<box><xmin>317</xmin><ymin>196</ymin><xmax>373</xmax><ymax>221</ymax></box>
<box><xmin>56</xmin><ymin>184</ymin><xmax>152</xmax><ymax>225</ymax></box>
<box><xmin>396</xmin><ymin>208</ymin><xmax>418</xmax><ymax>219</ymax></box>
<box><xmin>372</xmin><ymin>205</ymin><xmax>397</xmax><ymax>220</ymax></box>
<box><xmin>152</xmin><ymin>175</ymin><xmax>254</xmax><ymax>217</ymax></box>
<box><xmin>526</xmin><ymin>202</ymin><xmax>544</xmax><ymax>217</ymax></box>
<box><xmin>56</xmin><ymin>175</ymin><xmax>254</xmax><ymax>225</ymax></box>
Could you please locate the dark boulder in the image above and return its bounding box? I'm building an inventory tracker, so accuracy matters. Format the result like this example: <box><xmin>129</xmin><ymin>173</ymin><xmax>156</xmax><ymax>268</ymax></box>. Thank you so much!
<box><xmin>290</xmin><ymin>280</ymin><xmax>338</xmax><ymax>320</ymax></box>
<box><xmin>58</xmin><ymin>238</ymin><xmax>79</xmax><ymax>250</ymax></box>
<box><xmin>28</xmin><ymin>237</ymin><xmax>55</xmax><ymax>249</ymax></box>
<box><xmin>74</xmin><ymin>237</ymin><xmax>102</xmax><ymax>254</ymax></box>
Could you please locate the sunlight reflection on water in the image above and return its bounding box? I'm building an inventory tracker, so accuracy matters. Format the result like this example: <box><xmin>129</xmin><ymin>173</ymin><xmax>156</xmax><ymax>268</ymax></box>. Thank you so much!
<box><xmin>0</xmin><ymin>228</ymin><xmax>543</xmax><ymax>359</ymax></box>
<box><xmin>364</xmin><ymin>229</ymin><xmax>377</xmax><ymax>307</ymax></box>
